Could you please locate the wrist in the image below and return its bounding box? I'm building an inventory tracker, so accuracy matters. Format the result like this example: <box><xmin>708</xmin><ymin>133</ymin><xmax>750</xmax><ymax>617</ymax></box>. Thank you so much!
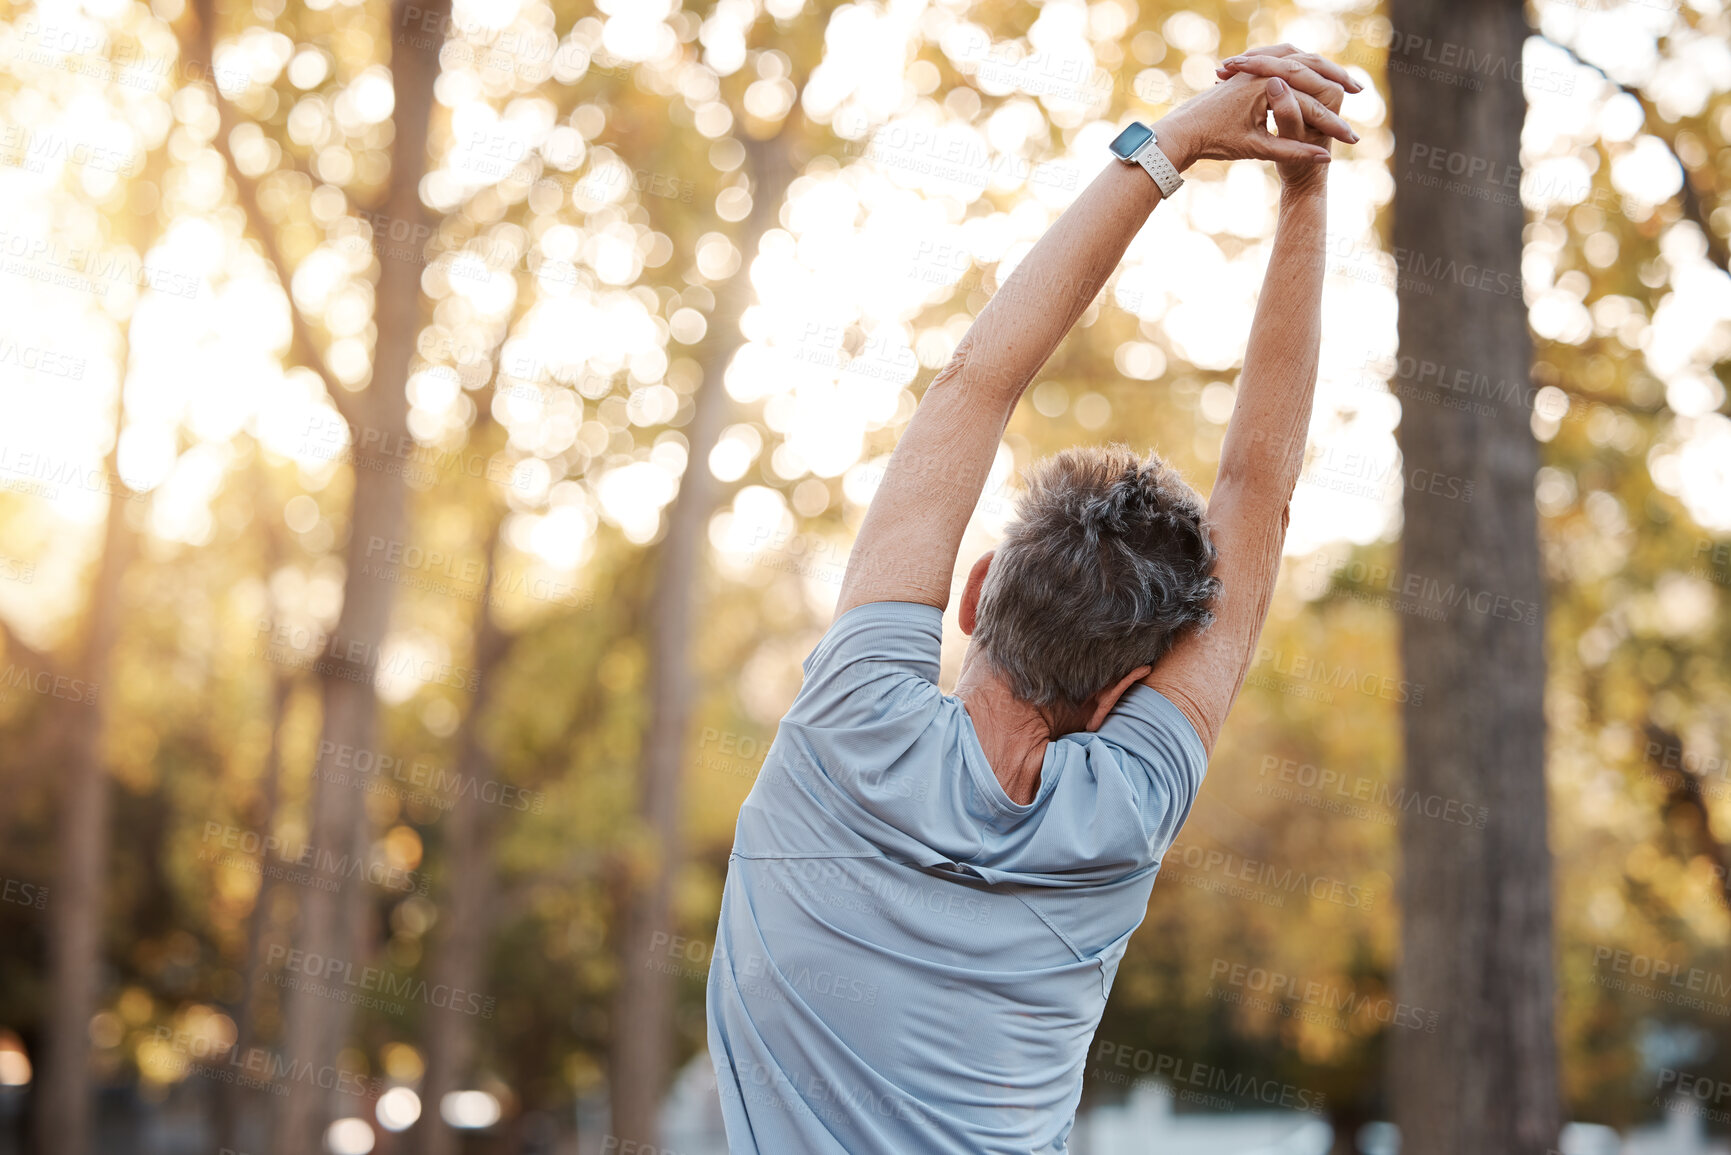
<box><xmin>1152</xmin><ymin>117</ymin><xmax>1197</xmax><ymax>173</ymax></box>
<box><xmin>1280</xmin><ymin>175</ymin><xmax>1329</xmax><ymax>203</ymax></box>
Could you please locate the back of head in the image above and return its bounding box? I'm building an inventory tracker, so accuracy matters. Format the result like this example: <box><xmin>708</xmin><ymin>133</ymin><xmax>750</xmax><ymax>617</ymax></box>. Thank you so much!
<box><xmin>972</xmin><ymin>445</ymin><xmax>1220</xmax><ymax>712</ymax></box>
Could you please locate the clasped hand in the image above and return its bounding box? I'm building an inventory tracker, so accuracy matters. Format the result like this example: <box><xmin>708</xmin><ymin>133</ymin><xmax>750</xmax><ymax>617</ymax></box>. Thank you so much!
<box><xmin>1154</xmin><ymin>45</ymin><xmax>1361</xmax><ymax>192</ymax></box>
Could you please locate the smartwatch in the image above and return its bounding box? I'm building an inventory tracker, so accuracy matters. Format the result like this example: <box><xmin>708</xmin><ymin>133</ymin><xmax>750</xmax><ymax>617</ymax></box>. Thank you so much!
<box><xmin>1109</xmin><ymin>121</ymin><xmax>1183</xmax><ymax>199</ymax></box>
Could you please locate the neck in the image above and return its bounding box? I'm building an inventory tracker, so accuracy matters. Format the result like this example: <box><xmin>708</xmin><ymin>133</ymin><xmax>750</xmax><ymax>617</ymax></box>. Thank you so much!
<box><xmin>956</xmin><ymin>650</ymin><xmax>1073</xmax><ymax>806</ymax></box>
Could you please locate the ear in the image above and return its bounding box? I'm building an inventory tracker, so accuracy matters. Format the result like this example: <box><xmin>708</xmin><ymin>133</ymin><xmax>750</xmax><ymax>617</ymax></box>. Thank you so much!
<box><xmin>959</xmin><ymin>550</ymin><xmax>995</xmax><ymax>636</ymax></box>
<box><xmin>1085</xmin><ymin>665</ymin><xmax>1153</xmax><ymax>732</ymax></box>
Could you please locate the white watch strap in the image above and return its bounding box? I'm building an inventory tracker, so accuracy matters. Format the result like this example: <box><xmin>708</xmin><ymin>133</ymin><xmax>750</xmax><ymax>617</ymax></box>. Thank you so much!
<box><xmin>1135</xmin><ymin>136</ymin><xmax>1184</xmax><ymax>199</ymax></box>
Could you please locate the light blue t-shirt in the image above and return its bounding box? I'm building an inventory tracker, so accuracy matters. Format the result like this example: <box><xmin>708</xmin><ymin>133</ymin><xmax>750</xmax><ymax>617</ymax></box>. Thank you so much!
<box><xmin>706</xmin><ymin>601</ymin><xmax>1207</xmax><ymax>1154</ymax></box>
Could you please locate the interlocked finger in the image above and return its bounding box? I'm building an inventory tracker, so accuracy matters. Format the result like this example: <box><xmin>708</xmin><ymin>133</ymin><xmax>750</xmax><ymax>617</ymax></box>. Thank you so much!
<box><xmin>1289</xmin><ymin>86</ymin><xmax>1357</xmax><ymax>144</ymax></box>
<box><xmin>1258</xmin><ymin>78</ymin><xmax>1332</xmax><ymax>165</ymax></box>
<box><xmin>1215</xmin><ymin>53</ymin><xmax>1349</xmax><ymax>110</ymax></box>
<box><xmin>1218</xmin><ymin>44</ymin><xmax>1361</xmax><ymax>94</ymax></box>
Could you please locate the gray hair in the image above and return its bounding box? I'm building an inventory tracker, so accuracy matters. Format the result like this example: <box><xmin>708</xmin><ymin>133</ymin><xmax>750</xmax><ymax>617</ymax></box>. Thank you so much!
<box><xmin>972</xmin><ymin>445</ymin><xmax>1220</xmax><ymax>710</ymax></box>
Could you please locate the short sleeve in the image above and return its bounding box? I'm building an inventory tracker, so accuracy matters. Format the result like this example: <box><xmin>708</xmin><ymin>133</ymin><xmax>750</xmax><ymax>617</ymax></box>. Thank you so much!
<box><xmin>1091</xmin><ymin>683</ymin><xmax>1209</xmax><ymax>854</ymax></box>
<box><xmin>782</xmin><ymin>601</ymin><xmax>944</xmax><ymax>731</ymax></box>
<box><xmin>742</xmin><ymin>601</ymin><xmax>967</xmax><ymax>862</ymax></box>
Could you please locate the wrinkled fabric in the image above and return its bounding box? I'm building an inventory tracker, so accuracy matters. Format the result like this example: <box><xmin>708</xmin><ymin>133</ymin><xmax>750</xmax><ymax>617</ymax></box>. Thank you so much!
<box><xmin>708</xmin><ymin>601</ymin><xmax>1207</xmax><ymax>1154</ymax></box>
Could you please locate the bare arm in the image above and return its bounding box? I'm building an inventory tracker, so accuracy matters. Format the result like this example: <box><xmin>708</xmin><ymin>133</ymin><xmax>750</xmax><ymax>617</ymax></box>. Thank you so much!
<box><xmin>1143</xmin><ymin>184</ymin><xmax>1327</xmax><ymax>751</ymax></box>
<box><xmin>1146</xmin><ymin>48</ymin><xmax>1353</xmax><ymax>751</ymax></box>
<box><xmin>835</xmin><ymin>64</ymin><xmax>1351</xmax><ymax>621</ymax></box>
<box><xmin>833</xmin><ymin>158</ymin><xmax>1174</xmax><ymax>617</ymax></box>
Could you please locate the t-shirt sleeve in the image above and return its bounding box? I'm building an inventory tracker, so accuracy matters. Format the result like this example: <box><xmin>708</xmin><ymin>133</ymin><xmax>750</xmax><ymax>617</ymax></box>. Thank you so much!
<box><xmin>757</xmin><ymin>602</ymin><xmax>970</xmax><ymax>859</ymax></box>
<box><xmin>1088</xmin><ymin>683</ymin><xmax>1210</xmax><ymax>855</ymax></box>
<box><xmin>782</xmin><ymin>601</ymin><xmax>944</xmax><ymax>731</ymax></box>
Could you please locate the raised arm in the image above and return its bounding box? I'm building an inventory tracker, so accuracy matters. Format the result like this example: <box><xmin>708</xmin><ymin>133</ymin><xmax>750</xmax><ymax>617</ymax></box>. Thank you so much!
<box><xmin>1145</xmin><ymin>47</ymin><xmax>1355</xmax><ymax>751</ymax></box>
<box><xmin>835</xmin><ymin>63</ymin><xmax>1354</xmax><ymax>621</ymax></box>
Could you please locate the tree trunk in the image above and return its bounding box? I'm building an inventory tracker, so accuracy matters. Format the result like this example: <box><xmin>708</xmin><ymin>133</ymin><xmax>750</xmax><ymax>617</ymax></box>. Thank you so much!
<box><xmin>212</xmin><ymin>469</ymin><xmax>300</xmax><ymax>1154</ymax></box>
<box><xmin>1387</xmin><ymin>2</ymin><xmax>1562</xmax><ymax>1152</ymax></box>
<box><xmin>215</xmin><ymin>668</ymin><xmax>294</xmax><ymax>1155</ymax></box>
<box><xmin>409</xmin><ymin>518</ymin><xmax>509</xmax><ymax>1155</ymax></box>
<box><xmin>273</xmin><ymin>1</ymin><xmax>451</xmax><ymax>1149</ymax></box>
<box><xmin>606</xmin><ymin>131</ymin><xmax>795</xmax><ymax>1149</ymax></box>
<box><xmin>36</xmin><ymin>429</ymin><xmax>132</xmax><ymax>1155</ymax></box>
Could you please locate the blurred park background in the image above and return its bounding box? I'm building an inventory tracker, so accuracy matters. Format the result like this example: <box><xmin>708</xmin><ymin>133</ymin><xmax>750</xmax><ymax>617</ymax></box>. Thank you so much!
<box><xmin>1</xmin><ymin>0</ymin><xmax>1730</xmax><ymax>1152</ymax></box>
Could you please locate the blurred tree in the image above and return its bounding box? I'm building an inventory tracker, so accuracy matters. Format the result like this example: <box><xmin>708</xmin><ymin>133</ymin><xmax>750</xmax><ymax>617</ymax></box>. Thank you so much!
<box><xmin>607</xmin><ymin>123</ymin><xmax>798</xmax><ymax>1152</ymax></box>
<box><xmin>213</xmin><ymin>466</ymin><xmax>301</xmax><ymax>1155</ymax></box>
<box><xmin>4</xmin><ymin>2</ymin><xmax>1731</xmax><ymax>1150</ymax></box>
<box><xmin>408</xmin><ymin>511</ymin><xmax>506</xmax><ymax>1155</ymax></box>
<box><xmin>1386</xmin><ymin>1</ymin><xmax>1561</xmax><ymax>1151</ymax></box>
<box><xmin>25</xmin><ymin>123</ymin><xmax>176</xmax><ymax>1152</ymax></box>
<box><xmin>183</xmin><ymin>0</ymin><xmax>453</xmax><ymax>1146</ymax></box>
<box><xmin>36</xmin><ymin>419</ymin><xmax>133</xmax><ymax>1155</ymax></box>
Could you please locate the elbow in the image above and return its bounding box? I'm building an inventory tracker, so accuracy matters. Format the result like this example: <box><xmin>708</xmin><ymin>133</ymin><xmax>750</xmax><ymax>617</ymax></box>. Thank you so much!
<box><xmin>929</xmin><ymin>336</ymin><xmax>1024</xmax><ymax>415</ymax></box>
<box><xmin>1211</xmin><ymin>463</ymin><xmax>1299</xmax><ymax>522</ymax></box>
<box><xmin>932</xmin><ymin>330</ymin><xmax>993</xmax><ymax>393</ymax></box>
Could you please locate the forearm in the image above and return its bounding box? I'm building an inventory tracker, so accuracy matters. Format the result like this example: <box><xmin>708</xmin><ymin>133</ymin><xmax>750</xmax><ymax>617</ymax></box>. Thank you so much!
<box><xmin>1213</xmin><ymin>185</ymin><xmax>1327</xmax><ymax>512</ymax></box>
<box><xmin>943</xmin><ymin>135</ymin><xmax>1191</xmax><ymax>405</ymax></box>
<box><xmin>1143</xmin><ymin>186</ymin><xmax>1328</xmax><ymax>750</ymax></box>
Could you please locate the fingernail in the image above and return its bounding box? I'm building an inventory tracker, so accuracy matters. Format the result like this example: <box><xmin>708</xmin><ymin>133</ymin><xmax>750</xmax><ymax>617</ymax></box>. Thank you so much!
<box><xmin>1349</xmin><ymin>130</ymin><xmax>1360</xmax><ymax>143</ymax></box>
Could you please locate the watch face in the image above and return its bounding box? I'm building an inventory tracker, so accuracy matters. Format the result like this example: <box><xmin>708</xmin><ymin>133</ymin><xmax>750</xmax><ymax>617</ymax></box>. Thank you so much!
<box><xmin>1109</xmin><ymin>122</ymin><xmax>1154</xmax><ymax>160</ymax></box>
